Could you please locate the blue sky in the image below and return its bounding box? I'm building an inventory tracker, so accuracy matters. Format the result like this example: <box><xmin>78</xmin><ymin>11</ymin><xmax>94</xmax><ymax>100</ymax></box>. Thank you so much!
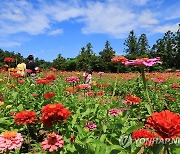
<box><xmin>0</xmin><ymin>0</ymin><xmax>179</xmax><ymax>62</ymax></box>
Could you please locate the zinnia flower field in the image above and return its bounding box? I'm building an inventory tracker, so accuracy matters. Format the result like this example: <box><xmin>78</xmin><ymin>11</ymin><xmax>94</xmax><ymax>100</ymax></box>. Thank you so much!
<box><xmin>0</xmin><ymin>57</ymin><xmax>180</xmax><ymax>154</ymax></box>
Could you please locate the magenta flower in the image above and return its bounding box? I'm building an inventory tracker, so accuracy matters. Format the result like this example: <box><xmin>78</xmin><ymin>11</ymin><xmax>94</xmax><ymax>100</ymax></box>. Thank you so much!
<box><xmin>66</xmin><ymin>76</ymin><xmax>79</xmax><ymax>83</ymax></box>
<box><xmin>85</xmin><ymin>122</ymin><xmax>97</xmax><ymax>131</ymax></box>
<box><xmin>125</xmin><ymin>57</ymin><xmax>162</xmax><ymax>67</ymax></box>
<box><xmin>0</xmin><ymin>131</ymin><xmax>23</xmax><ymax>152</ymax></box>
<box><xmin>109</xmin><ymin>108</ymin><xmax>121</xmax><ymax>116</ymax></box>
<box><xmin>42</xmin><ymin>133</ymin><xmax>64</xmax><ymax>152</ymax></box>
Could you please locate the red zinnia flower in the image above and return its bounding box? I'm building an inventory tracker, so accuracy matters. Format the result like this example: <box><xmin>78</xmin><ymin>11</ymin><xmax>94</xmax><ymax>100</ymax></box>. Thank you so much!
<box><xmin>124</xmin><ymin>95</ymin><xmax>142</xmax><ymax>105</ymax></box>
<box><xmin>146</xmin><ymin>110</ymin><xmax>180</xmax><ymax>139</ymax></box>
<box><xmin>132</xmin><ymin>129</ymin><xmax>154</xmax><ymax>146</ymax></box>
<box><xmin>172</xmin><ymin>84</ymin><xmax>180</xmax><ymax>88</ymax></box>
<box><xmin>14</xmin><ymin>110</ymin><xmax>37</xmax><ymax>125</ymax></box>
<box><xmin>40</xmin><ymin>103</ymin><xmax>71</xmax><ymax>127</ymax></box>
<box><xmin>36</xmin><ymin>78</ymin><xmax>50</xmax><ymax>84</ymax></box>
<box><xmin>45</xmin><ymin>74</ymin><xmax>56</xmax><ymax>81</ymax></box>
<box><xmin>4</xmin><ymin>57</ymin><xmax>15</xmax><ymax>63</ymax></box>
<box><xmin>44</xmin><ymin>92</ymin><xmax>55</xmax><ymax>99</ymax></box>
<box><xmin>101</xmin><ymin>84</ymin><xmax>108</xmax><ymax>88</ymax></box>
<box><xmin>11</xmin><ymin>73</ymin><xmax>21</xmax><ymax>78</ymax></box>
<box><xmin>97</xmin><ymin>91</ymin><xmax>104</xmax><ymax>96</ymax></box>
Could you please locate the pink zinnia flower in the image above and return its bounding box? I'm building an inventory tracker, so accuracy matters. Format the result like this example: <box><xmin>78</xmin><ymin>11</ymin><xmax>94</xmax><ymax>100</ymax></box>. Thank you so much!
<box><xmin>109</xmin><ymin>108</ymin><xmax>121</xmax><ymax>116</ymax></box>
<box><xmin>31</xmin><ymin>73</ymin><xmax>36</xmax><ymax>77</ymax></box>
<box><xmin>85</xmin><ymin>122</ymin><xmax>97</xmax><ymax>131</ymax></box>
<box><xmin>98</xmin><ymin>72</ymin><xmax>104</xmax><ymax>75</ymax></box>
<box><xmin>66</xmin><ymin>76</ymin><xmax>79</xmax><ymax>83</ymax></box>
<box><xmin>0</xmin><ymin>131</ymin><xmax>23</xmax><ymax>152</ymax></box>
<box><xmin>76</xmin><ymin>84</ymin><xmax>90</xmax><ymax>90</ymax></box>
<box><xmin>125</xmin><ymin>57</ymin><xmax>162</xmax><ymax>67</ymax></box>
<box><xmin>42</xmin><ymin>132</ymin><xmax>64</xmax><ymax>152</ymax></box>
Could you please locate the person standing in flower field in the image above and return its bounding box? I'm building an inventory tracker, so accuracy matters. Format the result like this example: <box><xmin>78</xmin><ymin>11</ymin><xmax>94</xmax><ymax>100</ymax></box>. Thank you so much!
<box><xmin>26</xmin><ymin>55</ymin><xmax>38</xmax><ymax>77</ymax></box>
<box><xmin>17</xmin><ymin>60</ymin><xmax>26</xmax><ymax>77</ymax></box>
<box><xmin>85</xmin><ymin>70</ymin><xmax>93</xmax><ymax>85</ymax></box>
<box><xmin>83</xmin><ymin>69</ymin><xmax>88</xmax><ymax>83</ymax></box>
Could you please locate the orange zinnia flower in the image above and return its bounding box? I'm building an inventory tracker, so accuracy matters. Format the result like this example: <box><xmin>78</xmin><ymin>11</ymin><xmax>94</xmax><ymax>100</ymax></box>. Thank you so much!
<box><xmin>66</xmin><ymin>87</ymin><xmax>74</xmax><ymax>93</ymax></box>
<box><xmin>111</xmin><ymin>56</ymin><xmax>128</xmax><ymax>64</ymax></box>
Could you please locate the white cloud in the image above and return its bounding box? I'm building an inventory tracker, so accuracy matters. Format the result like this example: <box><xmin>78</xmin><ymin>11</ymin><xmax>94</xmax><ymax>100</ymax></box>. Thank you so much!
<box><xmin>0</xmin><ymin>0</ymin><xmax>179</xmax><ymax>47</ymax></box>
<box><xmin>138</xmin><ymin>10</ymin><xmax>159</xmax><ymax>28</ymax></box>
<box><xmin>48</xmin><ymin>29</ymin><xmax>64</xmax><ymax>36</ymax></box>
<box><xmin>152</xmin><ymin>24</ymin><xmax>179</xmax><ymax>33</ymax></box>
<box><xmin>132</xmin><ymin>0</ymin><xmax>149</xmax><ymax>6</ymax></box>
<box><xmin>81</xmin><ymin>2</ymin><xmax>136</xmax><ymax>38</ymax></box>
<box><xmin>0</xmin><ymin>41</ymin><xmax>21</xmax><ymax>47</ymax></box>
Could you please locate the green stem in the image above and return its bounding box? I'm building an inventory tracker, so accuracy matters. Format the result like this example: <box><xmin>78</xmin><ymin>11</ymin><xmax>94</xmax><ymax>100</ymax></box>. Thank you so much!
<box><xmin>141</xmin><ymin>68</ymin><xmax>153</xmax><ymax>114</ymax></box>
<box><xmin>163</xmin><ymin>144</ymin><xmax>170</xmax><ymax>154</ymax></box>
<box><xmin>111</xmin><ymin>63</ymin><xmax>120</xmax><ymax>101</ymax></box>
<box><xmin>6</xmin><ymin>149</ymin><xmax>10</xmax><ymax>154</ymax></box>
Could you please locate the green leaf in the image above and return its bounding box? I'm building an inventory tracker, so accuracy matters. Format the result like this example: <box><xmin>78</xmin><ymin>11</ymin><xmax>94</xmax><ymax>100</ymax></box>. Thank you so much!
<box><xmin>17</xmin><ymin>104</ymin><xmax>24</xmax><ymax>111</ymax></box>
<box><xmin>100</xmin><ymin>134</ymin><xmax>106</xmax><ymax>142</ymax></box>
<box><xmin>103</xmin><ymin>125</ymin><xmax>107</xmax><ymax>133</ymax></box>
<box><xmin>145</xmin><ymin>104</ymin><xmax>152</xmax><ymax>115</ymax></box>
<box><xmin>151</xmin><ymin>144</ymin><xmax>164</xmax><ymax>154</ymax></box>
<box><xmin>72</xmin><ymin>108</ymin><xmax>80</xmax><ymax>128</ymax></box>
<box><xmin>125</xmin><ymin>123</ymin><xmax>144</xmax><ymax>134</ymax></box>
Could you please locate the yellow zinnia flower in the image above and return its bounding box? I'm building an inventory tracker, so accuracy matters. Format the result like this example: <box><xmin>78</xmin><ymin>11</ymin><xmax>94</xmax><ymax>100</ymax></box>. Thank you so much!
<box><xmin>0</xmin><ymin>101</ymin><xmax>4</xmax><ymax>106</ymax></box>
<box><xmin>6</xmin><ymin>105</ymin><xmax>12</xmax><ymax>109</ymax></box>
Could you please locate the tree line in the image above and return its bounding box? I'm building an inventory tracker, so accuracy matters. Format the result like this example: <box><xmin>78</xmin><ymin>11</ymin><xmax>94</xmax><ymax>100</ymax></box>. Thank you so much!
<box><xmin>0</xmin><ymin>25</ymin><xmax>179</xmax><ymax>72</ymax></box>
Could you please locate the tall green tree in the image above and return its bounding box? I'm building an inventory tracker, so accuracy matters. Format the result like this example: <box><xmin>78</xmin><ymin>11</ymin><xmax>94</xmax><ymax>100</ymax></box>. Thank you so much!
<box><xmin>124</xmin><ymin>30</ymin><xmax>138</xmax><ymax>59</ymax></box>
<box><xmin>174</xmin><ymin>24</ymin><xmax>180</xmax><ymax>69</ymax></box>
<box><xmin>137</xmin><ymin>33</ymin><xmax>150</xmax><ymax>58</ymax></box>
<box><xmin>35</xmin><ymin>58</ymin><xmax>52</xmax><ymax>69</ymax></box>
<box><xmin>99</xmin><ymin>41</ymin><xmax>116</xmax><ymax>72</ymax></box>
<box><xmin>76</xmin><ymin>43</ymin><xmax>95</xmax><ymax>70</ymax></box>
<box><xmin>52</xmin><ymin>54</ymin><xmax>66</xmax><ymax>70</ymax></box>
<box><xmin>151</xmin><ymin>30</ymin><xmax>176</xmax><ymax>68</ymax></box>
<box><xmin>65</xmin><ymin>58</ymin><xmax>77</xmax><ymax>71</ymax></box>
